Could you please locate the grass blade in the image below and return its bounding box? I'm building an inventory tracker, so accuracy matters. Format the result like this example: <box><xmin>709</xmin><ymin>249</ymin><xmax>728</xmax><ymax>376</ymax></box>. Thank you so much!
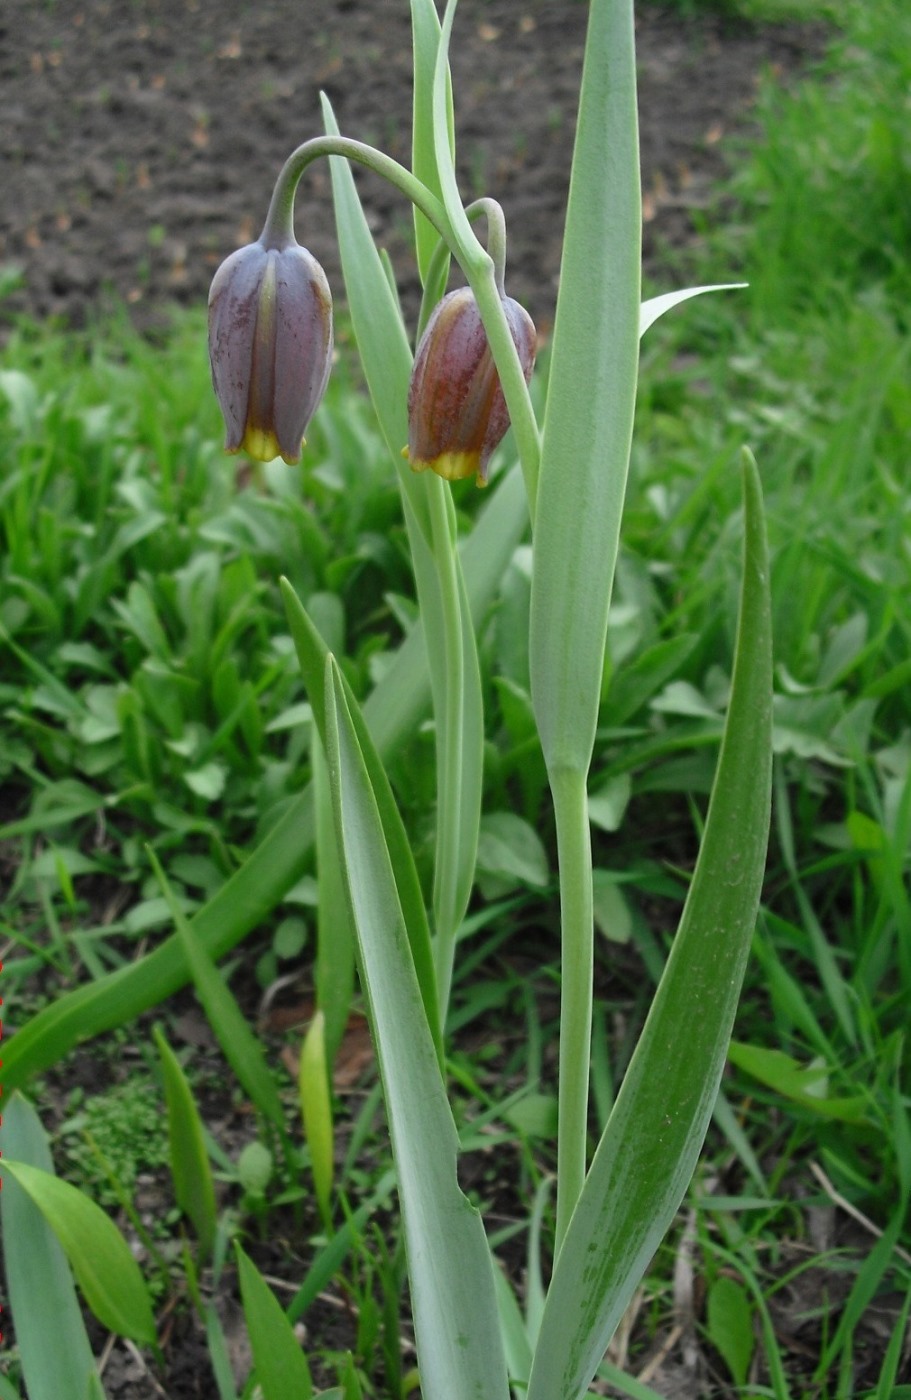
<box><xmin>236</xmin><ymin>1244</ymin><xmax>313</xmax><ymax>1400</ymax></box>
<box><xmin>299</xmin><ymin>1009</ymin><xmax>334</xmax><ymax>1227</ymax></box>
<box><xmin>148</xmin><ymin>848</ymin><xmax>286</xmax><ymax>1132</ymax></box>
<box><xmin>153</xmin><ymin>1025</ymin><xmax>218</xmax><ymax>1256</ymax></box>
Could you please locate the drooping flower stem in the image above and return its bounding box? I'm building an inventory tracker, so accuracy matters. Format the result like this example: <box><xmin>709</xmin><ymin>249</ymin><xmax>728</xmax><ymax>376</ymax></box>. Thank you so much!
<box><xmin>465</xmin><ymin>198</ymin><xmax>508</xmax><ymax>296</ymax></box>
<box><xmin>550</xmin><ymin>763</ymin><xmax>594</xmax><ymax>1253</ymax></box>
<box><xmin>262</xmin><ymin>133</ymin><xmax>540</xmax><ymax>516</ymax></box>
<box><xmin>262</xmin><ymin>136</ymin><xmax>451</xmax><ymax>250</ymax></box>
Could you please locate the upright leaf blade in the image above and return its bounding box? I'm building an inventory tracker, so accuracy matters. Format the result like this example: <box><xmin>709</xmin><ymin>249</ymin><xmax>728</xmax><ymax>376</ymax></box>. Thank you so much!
<box><xmin>280</xmin><ymin>579</ymin><xmax>442</xmax><ymax>1062</ymax></box>
<box><xmin>148</xmin><ymin>849</ymin><xmax>286</xmax><ymax>1131</ymax></box>
<box><xmin>323</xmin><ymin>658</ymin><xmax>509</xmax><ymax>1400</ymax></box>
<box><xmin>529</xmin><ymin>0</ymin><xmax>641</xmax><ymax>775</ymax></box>
<box><xmin>527</xmin><ymin>453</ymin><xmax>773</xmax><ymax>1400</ymax></box>
<box><xmin>0</xmin><ymin>1095</ymin><xmax>101</xmax><ymax>1400</ymax></box>
<box><xmin>154</xmin><ymin>1025</ymin><xmax>218</xmax><ymax>1255</ymax></box>
<box><xmin>411</xmin><ymin>0</ymin><xmax>453</xmax><ymax>283</ymax></box>
<box><xmin>236</xmin><ymin>1245</ymin><xmax>314</xmax><ymax>1400</ymax></box>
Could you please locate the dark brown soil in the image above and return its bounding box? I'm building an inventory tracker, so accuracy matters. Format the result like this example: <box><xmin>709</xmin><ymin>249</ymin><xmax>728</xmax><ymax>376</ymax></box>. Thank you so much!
<box><xmin>0</xmin><ymin>0</ymin><xmax>826</xmax><ymax>336</ymax></box>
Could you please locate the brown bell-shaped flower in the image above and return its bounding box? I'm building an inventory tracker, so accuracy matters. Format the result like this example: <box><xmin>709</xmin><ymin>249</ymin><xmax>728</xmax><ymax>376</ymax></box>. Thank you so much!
<box><xmin>208</xmin><ymin>236</ymin><xmax>333</xmax><ymax>465</ymax></box>
<box><xmin>406</xmin><ymin>287</ymin><xmax>536</xmax><ymax>487</ymax></box>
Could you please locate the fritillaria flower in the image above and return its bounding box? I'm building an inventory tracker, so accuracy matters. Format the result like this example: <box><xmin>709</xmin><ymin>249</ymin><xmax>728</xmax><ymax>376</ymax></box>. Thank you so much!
<box><xmin>406</xmin><ymin>287</ymin><xmax>536</xmax><ymax>487</ymax></box>
<box><xmin>208</xmin><ymin>235</ymin><xmax>333</xmax><ymax>465</ymax></box>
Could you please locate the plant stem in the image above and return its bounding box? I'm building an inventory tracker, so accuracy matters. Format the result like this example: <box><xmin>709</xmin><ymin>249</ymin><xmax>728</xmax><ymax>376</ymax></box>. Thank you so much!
<box><xmin>551</xmin><ymin>763</ymin><xmax>594</xmax><ymax>1253</ymax></box>
<box><xmin>427</xmin><ymin>475</ymin><xmax>465</xmax><ymax>1020</ymax></box>
<box><xmin>468</xmin><ymin>261</ymin><xmax>542</xmax><ymax>518</ymax></box>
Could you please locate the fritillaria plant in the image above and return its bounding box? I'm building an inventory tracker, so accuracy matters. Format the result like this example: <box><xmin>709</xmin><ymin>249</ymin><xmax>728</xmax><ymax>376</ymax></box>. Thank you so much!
<box><xmin>0</xmin><ymin>2</ymin><xmax>771</xmax><ymax>1397</ymax></box>
<box><xmin>203</xmin><ymin>2</ymin><xmax>772</xmax><ymax>1397</ymax></box>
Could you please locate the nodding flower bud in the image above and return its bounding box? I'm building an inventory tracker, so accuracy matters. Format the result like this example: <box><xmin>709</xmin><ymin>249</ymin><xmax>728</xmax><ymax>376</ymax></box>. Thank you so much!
<box><xmin>406</xmin><ymin>287</ymin><xmax>536</xmax><ymax>487</ymax></box>
<box><xmin>208</xmin><ymin>237</ymin><xmax>333</xmax><ymax>465</ymax></box>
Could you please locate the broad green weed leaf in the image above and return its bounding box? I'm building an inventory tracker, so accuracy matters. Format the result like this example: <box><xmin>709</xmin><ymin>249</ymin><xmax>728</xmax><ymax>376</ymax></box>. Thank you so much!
<box><xmin>324</xmin><ymin>657</ymin><xmax>509</xmax><ymax>1400</ymax></box>
<box><xmin>591</xmin><ymin>872</ymin><xmax>634</xmax><ymax>945</ymax></box>
<box><xmin>0</xmin><ymin>1095</ymin><xmax>101</xmax><ymax>1400</ymax></box>
<box><xmin>588</xmin><ymin>774</ymin><xmax>632</xmax><ymax>833</ymax></box>
<box><xmin>3</xmin><ymin>468</ymin><xmax>527</xmax><ymax>1093</ymax></box>
<box><xmin>1</xmin><ymin>1158</ymin><xmax>156</xmax><ymax>1345</ymax></box>
<box><xmin>727</xmin><ymin>1041</ymin><xmax>869</xmax><ymax>1122</ymax></box>
<box><xmin>706</xmin><ymin>1275</ymin><xmax>754</xmax><ymax>1386</ymax></box>
<box><xmin>236</xmin><ymin>1244</ymin><xmax>313</xmax><ymax>1400</ymax></box>
<box><xmin>476</xmin><ymin>812</ymin><xmax>549</xmax><ymax>891</ymax></box>
<box><xmin>526</xmin><ymin>453</ymin><xmax>773</xmax><ymax>1400</ymax></box>
<box><xmin>0</xmin><ymin>368</ymin><xmax>40</xmax><ymax>434</ymax></box>
<box><xmin>154</xmin><ymin>1026</ymin><xmax>217</xmax><ymax>1255</ymax></box>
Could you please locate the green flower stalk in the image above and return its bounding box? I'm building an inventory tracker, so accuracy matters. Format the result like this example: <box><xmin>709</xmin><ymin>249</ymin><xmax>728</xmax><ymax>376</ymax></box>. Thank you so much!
<box><xmin>208</xmin><ymin>233</ymin><xmax>333</xmax><ymax>465</ymax></box>
<box><xmin>406</xmin><ymin>286</ymin><xmax>536</xmax><ymax>487</ymax></box>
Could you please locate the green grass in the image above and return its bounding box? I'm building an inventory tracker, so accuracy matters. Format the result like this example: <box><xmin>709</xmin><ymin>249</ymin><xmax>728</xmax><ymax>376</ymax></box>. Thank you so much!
<box><xmin>1</xmin><ymin>0</ymin><xmax>909</xmax><ymax>1392</ymax></box>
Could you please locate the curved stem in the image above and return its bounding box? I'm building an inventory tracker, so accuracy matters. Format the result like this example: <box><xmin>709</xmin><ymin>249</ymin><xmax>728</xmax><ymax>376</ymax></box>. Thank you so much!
<box><xmin>465</xmin><ymin>198</ymin><xmax>507</xmax><ymax>295</ymax></box>
<box><xmin>261</xmin><ymin>135</ymin><xmax>450</xmax><ymax>249</ymax></box>
<box><xmin>261</xmin><ymin>132</ymin><xmax>541</xmax><ymax>519</ymax></box>
<box><xmin>551</xmin><ymin>764</ymin><xmax>594</xmax><ymax>1254</ymax></box>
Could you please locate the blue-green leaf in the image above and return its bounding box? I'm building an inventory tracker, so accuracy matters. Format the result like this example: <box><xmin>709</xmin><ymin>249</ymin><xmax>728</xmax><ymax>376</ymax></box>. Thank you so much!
<box><xmin>323</xmin><ymin>657</ymin><xmax>509</xmax><ymax>1400</ymax></box>
<box><xmin>527</xmin><ymin>452</ymin><xmax>773</xmax><ymax>1400</ymax></box>
<box><xmin>0</xmin><ymin>1095</ymin><xmax>101</xmax><ymax>1400</ymax></box>
<box><xmin>529</xmin><ymin>0</ymin><xmax>641</xmax><ymax>776</ymax></box>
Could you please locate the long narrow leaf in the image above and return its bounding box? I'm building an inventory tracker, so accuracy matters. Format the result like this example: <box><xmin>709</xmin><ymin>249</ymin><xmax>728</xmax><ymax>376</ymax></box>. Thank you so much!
<box><xmin>313</xmin><ymin>733</ymin><xmax>355</xmax><ymax>1067</ymax></box>
<box><xmin>411</xmin><ymin>0</ymin><xmax>453</xmax><ymax>283</ymax></box>
<box><xmin>638</xmin><ymin>284</ymin><xmax>746</xmax><ymax>338</ymax></box>
<box><xmin>529</xmin><ymin>0</ymin><xmax>641</xmax><ymax>775</ymax></box>
<box><xmin>323</xmin><ymin>82</ymin><xmax>485</xmax><ymax>996</ymax></box>
<box><xmin>148</xmin><ymin>849</ymin><xmax>286</xmax><ymax>1131</ymax></box>
<box><xmin>527</xmin><ymin>452</ymin><xmax>773</xmax><ymax>1400</ymax></box>
<box><xmin>320</xmin><ymin>93</ymin><xmax>435</xmax><ymax>547</ymax></box>
<box><xmin>154</xmin><ymin>1025</ymin><xmax>218</xmax><ymax>1255</ymax></box>
<box><xmin>280</xmin><ymin>579</ymin><xmax>442</xmax><ymax>1061</ymax></box>
<box><xmin>236</xmin><ymin>1245</ymin><xmax>314</xmax><ymax>1400</ymax></box>
<box><xmin>323</xmin><ymin>657</ymin><xmax>509</xmax><ymax>1400</ymax></box>
<box><xmin>0</xmin><ymin>1094</ymin><xmax>101</xmax><ymax>1400</ymax></box>
<box><xmin>299</xmin><ymin>1009</ymin><xmax>334</xmax><ymax>1226</ymax></box>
